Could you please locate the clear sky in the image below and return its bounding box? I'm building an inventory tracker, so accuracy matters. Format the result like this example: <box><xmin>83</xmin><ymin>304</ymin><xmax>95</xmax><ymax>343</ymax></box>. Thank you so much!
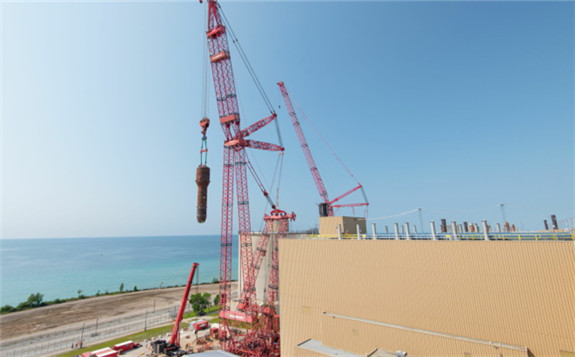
<box><xmin>2</xmin><ymin>0</ymin><xmax>573</xmax><ymax>238</ymax></box>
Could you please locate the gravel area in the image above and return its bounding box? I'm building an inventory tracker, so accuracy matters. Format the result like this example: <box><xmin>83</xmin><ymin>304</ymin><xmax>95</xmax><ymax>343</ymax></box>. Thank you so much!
<box><xmin>0</xmin><ymin>283</ymin><xmax>233</xmax><ymax>343</ymax></box>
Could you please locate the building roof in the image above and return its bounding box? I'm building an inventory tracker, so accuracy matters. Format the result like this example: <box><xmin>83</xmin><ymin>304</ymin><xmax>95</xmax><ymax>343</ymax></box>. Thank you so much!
<box><xmin>183</xmin><ymin>351</ymin><xmax>239</xmax><ymax>357</ymax></box>
<box><xmin>297</xmin><ymin>339</ymin><xmax>363</xmax><ymax>356</ymax></box>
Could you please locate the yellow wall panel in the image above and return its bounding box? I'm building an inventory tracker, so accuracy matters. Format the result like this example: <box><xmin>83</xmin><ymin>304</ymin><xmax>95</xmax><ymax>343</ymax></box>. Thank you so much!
<box><xmin>279</xmin><ymin>240</ymin><xmax>575</xmax><ymax>357</ymax></box>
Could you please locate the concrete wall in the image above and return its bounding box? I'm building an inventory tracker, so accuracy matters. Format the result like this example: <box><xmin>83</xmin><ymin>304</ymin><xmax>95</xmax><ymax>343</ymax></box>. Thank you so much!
<box><xmin>279</xmin><ymin>240</ymin><xmax>575</xmax><ymax>357</ymax></box>
<box><xmin>238</xmin><ymin>233</ymin><xmax>274</xmax><ymax>305</ymax></box>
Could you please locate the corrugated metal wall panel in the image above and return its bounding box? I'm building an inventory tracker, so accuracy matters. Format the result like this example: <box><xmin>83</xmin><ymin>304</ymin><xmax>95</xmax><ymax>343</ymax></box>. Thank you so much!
<box><xmin>279</xmin><ymin>240</ymin><xmax>575</xmax><ymax>357</ymax></box>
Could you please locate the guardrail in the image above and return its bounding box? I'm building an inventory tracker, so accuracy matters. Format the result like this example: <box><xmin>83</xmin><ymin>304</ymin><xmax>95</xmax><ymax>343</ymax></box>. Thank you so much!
<box><xmin>293</xmin><ymin>232</ymin><xmax>574</xmax><ymax>241</ymax></box>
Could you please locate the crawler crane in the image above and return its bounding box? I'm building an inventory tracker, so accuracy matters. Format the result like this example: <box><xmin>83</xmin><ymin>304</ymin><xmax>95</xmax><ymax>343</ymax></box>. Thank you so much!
<box><xmin>200</xmin><ymin>0</ymin><xmax>293</xmax><ymax>355</ymax></box>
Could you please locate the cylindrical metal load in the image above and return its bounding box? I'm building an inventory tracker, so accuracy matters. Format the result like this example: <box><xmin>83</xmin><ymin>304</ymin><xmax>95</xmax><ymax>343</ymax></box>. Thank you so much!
<box><xmin>440</xmin><ymin>219</ymin><xmax>447</xmax><ymax>233</ymax></box>
<box><xmin>196</xmin><ymin>165</ymin><xmax>210</xmax><ymax>223</ymax></box>
<box><xmin>318</xmin><ymin>203</ymin><xmax>329</xmax><ymax>217</ymax></box>
<box><xmin>551</xmin><ymin>215</ymin><xmax>558</xmax><ymax>230</ymax></box>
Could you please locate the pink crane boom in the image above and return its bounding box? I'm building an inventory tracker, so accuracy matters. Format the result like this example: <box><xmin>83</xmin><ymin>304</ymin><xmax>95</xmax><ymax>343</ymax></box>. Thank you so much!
<box><xmin>202</xmin><ymin>0</ymin><xmax>286</xmax><ymax>355</ymax></box>
<box><xmin>277</xmin><ymin>81</ymin><xmax>368</xmax><ymax>216</ymax></box>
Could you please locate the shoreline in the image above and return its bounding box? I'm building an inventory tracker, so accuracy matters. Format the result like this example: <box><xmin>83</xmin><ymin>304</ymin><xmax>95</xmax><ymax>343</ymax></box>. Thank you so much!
<box><xmin>1</xmin><ymin>280</ymin><xmax>230</xmax><ymax>315</ymax></box>
<box><xmin>0</xmin><ymin>282</ymin><xmax>235</xmax><ymax>342</ymax></box>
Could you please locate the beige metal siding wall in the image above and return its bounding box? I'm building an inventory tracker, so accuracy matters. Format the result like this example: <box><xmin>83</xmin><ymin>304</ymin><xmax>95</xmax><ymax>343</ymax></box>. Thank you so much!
<box><xmin>318</xmin><ymin>216</ymin><xmax>367</xmax><ymax>235</ymax></box>
<box><xmin>318</xmin><ymin>216</ymin><xmax>343</xmax><ymax>235</ymax></box>
<box><xmin>279</xmin><ymin>240</ymin><xmax>575</xmax><ymax>357</ymax></box>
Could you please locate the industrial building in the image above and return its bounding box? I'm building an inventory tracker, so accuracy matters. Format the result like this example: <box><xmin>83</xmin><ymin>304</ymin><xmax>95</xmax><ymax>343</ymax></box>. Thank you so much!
<box><xmin>279</xmin><ymin>239</ymin><xmax>575</xmax><ymax>357</ymax></box>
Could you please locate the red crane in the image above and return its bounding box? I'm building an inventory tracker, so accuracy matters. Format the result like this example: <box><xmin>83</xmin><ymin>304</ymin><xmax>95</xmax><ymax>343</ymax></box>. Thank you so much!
<box><xmin>201</xmin><ymin>0</ymin><xmax>289</xmax><ymax>355</ymax></box>
<box><xmin>277</xmin><ymin>81</ymin><xmax>368</xmax><ymax>216</ymax></box>
<box><xmin>169</xmin><ymin>263</ymin><xmax>199</xmax><ymax>347</ymax></box>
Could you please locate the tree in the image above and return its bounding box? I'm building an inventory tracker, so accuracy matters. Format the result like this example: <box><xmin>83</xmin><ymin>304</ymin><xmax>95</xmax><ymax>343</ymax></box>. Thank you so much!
<box><xmin>213</xmin><ymin>294</ymin><xmax>220</xmax><ymax>307</ymax></box>
<box><xmin>189</xmin><ymin>293</ymin><xmax>211</xmax><ymax>315</ymax></box>
<box><xmin>27</xmin><ymin>292</ymin><xmax>44</xmax><ymax>307</ymax></box>
<box><xmin>133</xmin><ymin>285</ymin><xmax>138</xmax><ymax>292</ymax></box>
<box><xmin>17</xmin><ymin>293</ymin><xmax>45</xmax><ymax>309</ymax></box>
<box><xmin>119</xmin><ymin>283</ymin><xmax>124</xmax><ymax>293</ymax></box>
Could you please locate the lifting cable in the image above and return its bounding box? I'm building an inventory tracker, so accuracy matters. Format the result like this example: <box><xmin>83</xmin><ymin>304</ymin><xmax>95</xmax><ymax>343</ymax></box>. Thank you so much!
<box><xmin>218</xmin><ymin>4</ymin><xmax>288</xmax><ymax>218</ymax></box>
<box><xmin>245</xmin><ymin>154</ymin><xmax>277</xmax><ymax>210</ymax></box>
<box><xmin>201</xmin><ymin>6</ymin><xmax>209</xmax><ymax>120</ymax></box>
<box><xmin>270</xmin><ymin>152</ymin><xmax>284</xmax><ymax>208</ymax></box>
<box><xmin>196</xmin><ymin>6</ymin><xmax>211</xmax><ymax>224</ymax></box>
<box><xmin>200</xmin><ymin>7</ymin><xmax>210</xmax><ymax>166</ymax></box>
<box><xmin>369</xmin><ymin>208</ymin><xmax>420</xmax><ymax>221</ymax></box>
<box><xmin>296</xmin><ymin>104</ymin><xmax>361</xmax><ymax>186</ymax></box>
<box><xmin>218</xmin><ymin>3</ymin><xmax>284</xmax><ymax>150</ymax></box>
<box><xmin>218</xmin><ymin>3</ymin><xmax>274</xmax><ymax>113</ymax></box>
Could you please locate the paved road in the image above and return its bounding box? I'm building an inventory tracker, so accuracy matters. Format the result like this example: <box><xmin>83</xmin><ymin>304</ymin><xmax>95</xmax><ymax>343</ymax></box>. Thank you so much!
<box><xmin>0</xmin><ymin>304</ymin><xmax>182</xmax><ymax>357</ymax></box>
<box><xmin>0</xmin><ymin>284</ymin><xmax>238</xmax><ymax>357</ymax></box>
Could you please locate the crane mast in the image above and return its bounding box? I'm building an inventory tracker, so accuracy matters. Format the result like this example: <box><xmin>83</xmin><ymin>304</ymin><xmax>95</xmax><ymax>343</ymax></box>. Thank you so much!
<box><xmin>203</xmin><ymin>1</ymin><xmax>286</xmax><ymax>354</ymax></box>
<box><xmin>205</xmin><ymin>0</ymin><xmax>246</xmax><ymax>320</ymax></box>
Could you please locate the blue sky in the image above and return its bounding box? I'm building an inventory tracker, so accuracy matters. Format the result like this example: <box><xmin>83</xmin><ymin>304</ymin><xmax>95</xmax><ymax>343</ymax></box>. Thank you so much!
<box><xmin>2</xmin><ymin>1</ymin><xmax>573</xmax><ymax>238</ymax></box>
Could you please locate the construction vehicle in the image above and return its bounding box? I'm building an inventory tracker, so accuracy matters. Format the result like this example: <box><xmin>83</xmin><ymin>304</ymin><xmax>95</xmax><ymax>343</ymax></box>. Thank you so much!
<box><xmin>169</xmin><ymin>263</ymin><xmax>199</xmax><ymax>347</ymax></box>
<box><xmin>149</xmin><ymin>263</ymin><xmax>199</xmax><ymax>356</ymax></box>
<box><xmin>192</xmin><ymin>319</ymin><xmax>209</xmax><ymax>331</ymax></box>
<box><xmin>200</xmin><ymin>0</ymin><xmax>293</xmax><ymax>355</ymax></box>
<box><xmin>112</xmin><ymin>341</ymin><xmax>138</xmax><ymax>353</ymax></box>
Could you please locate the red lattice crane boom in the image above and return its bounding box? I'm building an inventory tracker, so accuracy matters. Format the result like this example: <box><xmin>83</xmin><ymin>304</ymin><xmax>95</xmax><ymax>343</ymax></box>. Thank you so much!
<box><xmin>202</xmin><ymin>0</ymin><xmax>286</xmax><ymax>355</ymax></box>
<box><xmin>277</xmin><ymin>81</ymin><xmax>368</xmax><ymax>216</ymax></box>
<box><xmin>169</xmin><ymin>263</ymin><xmax>199</xmax><ymax>347</ymax></box>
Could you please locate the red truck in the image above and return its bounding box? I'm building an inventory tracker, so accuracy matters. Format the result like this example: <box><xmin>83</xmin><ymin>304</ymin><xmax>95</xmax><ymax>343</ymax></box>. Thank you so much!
<box><xmin>112</xmin><ymin>340</ymin><xmax>137</xmax><ymax>353</ymax></box>
<box><xmin>82</xmin><ymin>347</ymin><xmax>118</xmax><ymax>357</ymax></box>
<box><xmin>192</xmin><ymin>320</ymin><xmax>209</xmax><ymax>331</ymax></box>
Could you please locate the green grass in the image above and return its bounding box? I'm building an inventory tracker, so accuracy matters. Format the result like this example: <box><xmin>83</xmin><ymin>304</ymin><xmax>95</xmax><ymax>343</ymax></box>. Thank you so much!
<box><xmin>182</xmin><ymin>305</ymin><xmax>219</xmax><ymax>319</ymax></box>
<box><xmin>53</xmin><ymin>323</ymin><xmax>188</xmax><ymax>357</ymax></box>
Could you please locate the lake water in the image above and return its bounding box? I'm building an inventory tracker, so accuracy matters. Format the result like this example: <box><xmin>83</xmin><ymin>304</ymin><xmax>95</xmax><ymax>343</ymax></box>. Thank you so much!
<box><xmin>0</xmin><ymin>235</ymin><xmax>237</xmax><ymax>307</ymax></box>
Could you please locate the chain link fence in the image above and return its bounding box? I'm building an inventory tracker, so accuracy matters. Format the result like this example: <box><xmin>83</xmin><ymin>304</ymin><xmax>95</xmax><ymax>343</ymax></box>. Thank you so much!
<box><xmin>0</xmin><ymin>303</ymin><xmax>191</xmax><ymax>357</ymax></box>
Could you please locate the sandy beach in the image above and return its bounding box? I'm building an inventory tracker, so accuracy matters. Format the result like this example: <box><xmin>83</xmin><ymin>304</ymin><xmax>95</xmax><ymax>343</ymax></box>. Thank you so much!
<box><xmin>0</xmin><ymin>283</ymin><xmax>233</xmax><ymax>342</ymax></box>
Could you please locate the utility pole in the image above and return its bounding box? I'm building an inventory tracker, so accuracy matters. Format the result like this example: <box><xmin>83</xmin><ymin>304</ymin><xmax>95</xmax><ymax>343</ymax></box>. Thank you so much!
<box><xmin>499</xmin><ymin>203</ymin><xmax>506</xmax><ymax>222</ymax></box>
<box><xmin>418</xmin><ymin>208</ymin><xmax>423</xmax><ymax>233</ymax></box>
<box><xmin>80</xmin><ymin>322</ymin><xmax>85</xmax><ymax>347</ymax></box>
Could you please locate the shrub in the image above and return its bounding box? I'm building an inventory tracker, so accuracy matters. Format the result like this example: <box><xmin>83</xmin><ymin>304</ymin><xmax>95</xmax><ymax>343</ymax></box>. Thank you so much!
<box><xmin>1</xmin><ymin>305</ymin><xmax>16</xmax><ymax>314</ymax></box>
<box><xmin>189</xmin><ymin>293</ymin><xmax>211</xmax><ymax>315</ymax></box>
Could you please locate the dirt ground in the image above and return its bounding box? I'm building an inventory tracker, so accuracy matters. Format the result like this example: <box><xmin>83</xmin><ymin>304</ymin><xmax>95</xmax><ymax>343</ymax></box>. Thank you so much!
<box><xmin>0</xmin><ymin>283</ymin><xmax>232</xmax><ymax>342</ymax></box>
